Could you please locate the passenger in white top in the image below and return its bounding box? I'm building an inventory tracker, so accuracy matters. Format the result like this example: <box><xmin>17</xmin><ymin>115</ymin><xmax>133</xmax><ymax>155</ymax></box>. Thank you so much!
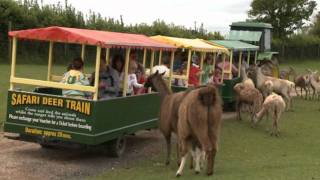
<box><xmin>127</xmin><ymin>60</ymin><xmax>143</xmax><ymax>95</ymax></box>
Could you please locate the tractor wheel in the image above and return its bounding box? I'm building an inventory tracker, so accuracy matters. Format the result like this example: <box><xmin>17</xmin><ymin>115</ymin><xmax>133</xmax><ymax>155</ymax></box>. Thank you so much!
<box><xmin>107</xmin><ymin>136</ymin><xmax>126</xmax><ymax>157</ymax></box>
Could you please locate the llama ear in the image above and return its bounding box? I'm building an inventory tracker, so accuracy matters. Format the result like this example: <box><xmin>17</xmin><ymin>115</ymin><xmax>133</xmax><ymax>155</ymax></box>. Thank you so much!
<box><xmin>155</xmin><ymin>70</ymin><xmax>159</xmax><ymax>75</ymax></box>
<box><xmin>160</xmin><ymin>71</ymin><xmax>166</xmax><ymax>76</ymax></box>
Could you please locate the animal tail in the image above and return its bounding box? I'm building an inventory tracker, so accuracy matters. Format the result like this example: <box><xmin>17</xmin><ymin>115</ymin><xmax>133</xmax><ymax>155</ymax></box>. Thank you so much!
<box><xmin>198</xmin><ymin>85</ymin><xmax>217</xmax><ymax>106</ymax></box>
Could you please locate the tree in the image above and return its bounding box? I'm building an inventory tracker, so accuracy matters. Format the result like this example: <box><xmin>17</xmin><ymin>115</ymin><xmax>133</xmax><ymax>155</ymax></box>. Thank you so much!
<box><xmin>248</xmin><ymin>0</ymin><xmax>317</xmax><ymax>39</ymax></box>
<box><xmin>310</xmin><ymin>12</ymin><xmax>320</xmax><ymax>36</ymax></box>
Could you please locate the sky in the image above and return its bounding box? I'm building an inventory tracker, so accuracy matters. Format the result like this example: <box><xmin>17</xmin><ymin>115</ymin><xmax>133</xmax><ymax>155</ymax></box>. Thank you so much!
<box><xmin>42</xmin><ymin>0</ymin><xmax>320</xmax><ymax>35</ymax></box>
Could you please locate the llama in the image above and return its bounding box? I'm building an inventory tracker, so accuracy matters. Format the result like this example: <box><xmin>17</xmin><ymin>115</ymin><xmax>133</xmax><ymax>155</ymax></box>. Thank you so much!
<box><xmin>176</xmin><ymin>85</ymin><xmax>222</xmax><ymax>176</ymax></box>
<box><xmin>253</xmin><ymin>93</ymin><xmax>286</xmax><ymax>136</ymax></box>
<box><xmin>248</xmin><ymin>66</ymin><xmax>294</xmax><ymax>110</ymax></box>
<box><xmin>144</xmin><ymin>71</ymin><xmax>190</xmax><ymax>165</ymax></box>
<box><xmin>233</xmin><ymin>83</ymin><xmax>263</xmax><ymax>124</ymax></box>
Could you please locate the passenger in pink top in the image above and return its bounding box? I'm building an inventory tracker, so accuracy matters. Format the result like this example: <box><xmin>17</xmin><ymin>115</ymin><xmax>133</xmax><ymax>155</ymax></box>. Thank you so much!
<box><xmin>216</xmin><ymin>55</ymin><xmax>238</xmax><ymax>79</ymax></box>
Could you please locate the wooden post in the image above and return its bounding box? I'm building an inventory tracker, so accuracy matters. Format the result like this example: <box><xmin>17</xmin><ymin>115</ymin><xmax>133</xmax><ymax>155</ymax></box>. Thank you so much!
<box><xmin>8</xmin><ymin>21</ymin><xmax>12</xmax><ymax>63</ymax></box>
<box><xmin>148</xmin><ymin>50</ymin><xmax>155</xmax><ymax>93</ymax></box>
<box><xmin>150</xmin><ymin>50</ymin><xmax>155</xmax><ymax>73</ymax></box>
<box><xmin>93</xmin><ymin>46</ymin><xmax>101</xmax><ymax>100</ymax></box>
<box><xmin>105</xmin><ymin>48</ymin><xmax>110</xmax><ymax>65</ymax></box>
<box><xmin>169</xmin><ymin>51</ymin><xmax>175</xmax><ymax>89</ymax></box>
<box><xmin>81</xmin><ymin>44</ymin><xmax>85</xmax><ymax>60</ymax></box>
<box><xmin>221</xmin><ymin>53</ymin><xmax>226</xmax><ymax>83</ymax></box>
<box><xmin>199</xmin><ymin>52</ymin><xmax>205</xmax><ymax>84</ymax></box>
<box><xmin>213</xmin><ymin>53</ymin><xmax>217</xmax><ymax>72</ymax></box>
<box><xmin>254</xmin><ymin>51</ymin><xmax>258</xmax><ymax>64</ymax></box>
<box><xmin>247</xmin><ymin>51</ymin><xmax>251</xmax><ymax>64</ymax></box>
<box><xmin>122</xmin><ymin>48</ymin><xmax>131</xmax><ymax>97</ymax></box>
<box><xmin>142</xmin><ymin>48</ymin><xmax>147</xmax><ymax>67</ymax></box>
<box><xmin>238</xmin><ymin>51</ymin><xmax>242</xmax><ymax>77</ymax></box>
<box><xmin>47</xmin><ymin>41</ymin><xmax>54</xmax><ymax>81</ymax></box>
<box><xmin>185</xmin><ymin>49</ymin><xmax>192</xmax><ymax>87</ymax></box>
<box><xmin>229</xmin><ymin>50</ymin><xmax>233</xmax><ymax>79</ymax></box>
<box><xmin>158</xmin><ymin>50</ymin><xmax>162</xmax><ymax>65</ymax></box>
<box><xmin>10</xmin><ymin>37</ymin><xmax>17</xmax><ymax>90</ymax></box>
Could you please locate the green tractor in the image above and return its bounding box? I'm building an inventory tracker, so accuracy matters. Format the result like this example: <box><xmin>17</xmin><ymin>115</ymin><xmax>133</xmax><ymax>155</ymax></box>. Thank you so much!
<box><xmin>228</xmin><ymin>21</ymin><xmax>279</xmax><ymax>77</ymax></box>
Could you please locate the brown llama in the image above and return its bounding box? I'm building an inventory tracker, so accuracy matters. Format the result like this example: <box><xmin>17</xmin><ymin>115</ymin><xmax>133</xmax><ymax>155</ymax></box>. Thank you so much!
<box><xmin>176</xmin><ymin>85</ymin><xmax>222</xmax><ymax>176</ymax></box>
<box><xmin>144</xmin><ymin>71</ymin><xmax>190</xmax><ymax>165</ymax></box>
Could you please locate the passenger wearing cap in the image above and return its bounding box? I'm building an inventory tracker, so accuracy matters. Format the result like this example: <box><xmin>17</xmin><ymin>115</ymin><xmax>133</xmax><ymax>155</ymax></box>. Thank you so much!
<box><xmin>188</xmin><ymin>54</ymin><xmax>202</xmax><ymax>87</ymax></box>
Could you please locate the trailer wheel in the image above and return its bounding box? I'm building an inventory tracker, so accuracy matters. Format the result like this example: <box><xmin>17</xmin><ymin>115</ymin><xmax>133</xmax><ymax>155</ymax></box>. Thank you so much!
<box><xmin>40</xmin><ymin>142</ymin><xmax>55</xmax><ymax>149</ymax></box>
<box><xmin>107</xmin><ymin>136</ymin><xmax>126</xmax><ymax>157</ymax></box>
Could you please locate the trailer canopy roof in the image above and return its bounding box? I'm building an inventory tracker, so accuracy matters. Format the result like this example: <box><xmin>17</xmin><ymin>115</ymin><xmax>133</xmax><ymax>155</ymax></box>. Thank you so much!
<box><xmin>9</xmin><ymin>26</ymin><xmax>176</xmax><ymax>51</ymax></box>
<box><xmin>151</xmin><ymin>35</ymin><xmax>228</xmax><ymax>54</ymax></box>
<box><xmin>207</xmin><ymin>40</ymin><xmax>259</xmax><ymax>52</ymax></box>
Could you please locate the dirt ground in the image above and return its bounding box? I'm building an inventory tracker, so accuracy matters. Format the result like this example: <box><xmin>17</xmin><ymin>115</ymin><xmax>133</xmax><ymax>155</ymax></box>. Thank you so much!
<box><xmin>0</xmin><ymin>113</ymin><xmax>235</xmax><ymax>180</ymax></box>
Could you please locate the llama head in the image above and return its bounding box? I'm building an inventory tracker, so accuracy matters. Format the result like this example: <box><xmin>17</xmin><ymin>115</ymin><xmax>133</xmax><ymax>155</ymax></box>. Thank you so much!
<box><xmin>144</xmin><ymin>70</ymin><xmax>166</xmax><ymax>90</ymax></box>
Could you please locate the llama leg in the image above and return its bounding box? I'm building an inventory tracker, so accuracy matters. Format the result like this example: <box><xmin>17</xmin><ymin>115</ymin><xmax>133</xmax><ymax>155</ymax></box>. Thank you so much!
<box><xmin>270</xmin><ymin>109</ymin><xmax>277</xmax><ymax>136</ymax></box>
<box><xmin>254</xmin><ymin>106</ymin><xmax>267</xmax><ymax>124</ymax></box>
<box><xmin>194</xmin><ymin>147</ymin><xmax>202</xmax><ymax>174</ymax></box>
<box><xmin>295</xmin><ymin>86</ymin><xmax>299</xmax><ymax>96</ymax></box>
<box><xmin>176</xmin><ymin>154</ymin><xmax>188</xmax><ymax>177</ymax></box>
<box><xmin>164</xmin><ymin>134</ymin><xmax>171</xmax><ymax>165</ymax></box>
<box><xmin>176</xmin><ymin>142</ymin><xmax>181</xmax><ymax>166</ymax></box>
<box><xmin>176</xmin><ymin>139</ymin><xmax>189</xmax><ymax>177</ymax></box>
<box><xmin>236</xmin><ymin>101</ymin><xmax>242</xmax><ymax>121</ymax></box>
<box><xmin>284</xmin><ymin>94</ymin><xmax>290</xmax><ymax>111</ymax></box>
<box><xmin>275</xmin><ymin>111</ymin><xmax>281</xmax><ymax>136</ymax></box>
<box><xmin>207</xmin><ymin>135</ymin><xmax>219</xmax><ymax>176</ymax></box>
<box><xmin>200</xmin><ymin>151</ymin><xmax>206</xmax><ymax>170</ymax></box>
<box><xmin>189</xmin><ymin>147</ymin><xmax>194</xmax><ymax>169</ymax></box>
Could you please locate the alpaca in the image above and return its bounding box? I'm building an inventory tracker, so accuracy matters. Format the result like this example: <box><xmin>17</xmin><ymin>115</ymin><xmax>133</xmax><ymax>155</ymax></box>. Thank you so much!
<box><xmin>291</xmin><ymin>67</ymin><xmax>311</xmax><ymax>99</ymax></box>
<box><xmin>240</xmin><ymin>65</ymin><xmax>255</xmax><ymax>88</ymax></box>
<box><xmin>176</xmin><ymin>85</ymin><xmax>222</xmax><ymax>176</ymax></box>
<box><xmin>233</xmin><ymin>83</ymin><xmax>263</xmax><ymax>125</ymax></box>
<box><xmin>253</xmin><ymin>93</ymin><xmax>286</xmax><ymax>136</ymax></box>
<box><xmin>309</xmin><ymin>70</ymin><xmax>320</xmax><ymax>100</ymax></box>
<box><xmin>279</xmin><ymin>66</ymin><xmax>295</xmax><ymax>80</ymax></box>
<box><xmin>144</xmin><ymin>71</ymin><xmax>190</xmax><ymax>165</ymax></box>
<box><xmin>261</xmin><ymin>80</ymin><xmax>273</xmax><ymax>98</ymax></box>
<box><xmin>248</xmin><ymin>66</ymin><xmax>294</xmax><ymax>110</ymax></box>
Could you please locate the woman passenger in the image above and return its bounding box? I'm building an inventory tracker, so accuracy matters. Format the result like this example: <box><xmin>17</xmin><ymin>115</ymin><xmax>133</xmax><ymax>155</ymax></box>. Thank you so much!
<box><xmin>90</xmin><ymin>57</ymin><xmax>119</xmax><ymax>99</ymax></box>
<box><xmin>108</xmin><ymin>54</ymin><xmax>125</xmax><ymax>97</ymax></box>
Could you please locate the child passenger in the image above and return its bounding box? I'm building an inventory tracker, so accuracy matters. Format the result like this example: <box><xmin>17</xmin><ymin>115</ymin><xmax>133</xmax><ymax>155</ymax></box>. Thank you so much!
<box><xmin>61</xmin><ymin>57</ymin><xmax>89</xmax><ymax>98</ymax></box>
<box><xmin>188</xmin><ymin>54</ymin><xmax>202</xmax><ymax>87</ymax></box>
<box><xmin>126</xmin><ymin>60</ymin><xmax>143</xmax><ymax>95</ymax></box>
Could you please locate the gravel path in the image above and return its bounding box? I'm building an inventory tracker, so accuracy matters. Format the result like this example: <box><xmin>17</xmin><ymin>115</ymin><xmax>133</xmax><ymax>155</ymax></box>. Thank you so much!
<box><xmin>0</xmin><ymin>112</ymin><xmax>236</xmax><ymax>180</ymax></box>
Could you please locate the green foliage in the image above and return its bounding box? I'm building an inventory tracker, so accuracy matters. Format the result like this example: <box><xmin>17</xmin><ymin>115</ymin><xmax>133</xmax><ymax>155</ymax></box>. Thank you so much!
<box><xmin>309</xmin><ymin>12</ymin><xmax>320</xmax><ymax>36</ymax></box>
<box><xmin>248</xmin><ymin>0</ymin><xmax>317</xmax><ymax>39</ymax></box>
<box><xmin>0</xmin><ymin>0</ymin><xmax>223</xmax><ymax>63</ymax></box>
<box><xmin>272</xmin><ymin>34</ymin><xmax>320</xmax><ymax>59</ymax></box>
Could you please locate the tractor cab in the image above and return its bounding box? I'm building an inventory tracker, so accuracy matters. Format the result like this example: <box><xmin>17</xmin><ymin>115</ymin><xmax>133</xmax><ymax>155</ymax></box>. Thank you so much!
<box><xmin>228</xmin><ymin>22</ymin><xmax>279</xmax><ymax>77</ymax></box>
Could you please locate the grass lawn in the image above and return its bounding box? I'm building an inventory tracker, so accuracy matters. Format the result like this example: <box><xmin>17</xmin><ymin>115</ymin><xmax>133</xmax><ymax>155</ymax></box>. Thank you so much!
<box><xmin>279</xmin><ymin>59</ymin><xmax>320</xmax><ymax>74</ymax></box>
<box><xmin>93</xmin><ymin>98</ymin><xmax>320</xmax><ymax>180</ymax></box>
